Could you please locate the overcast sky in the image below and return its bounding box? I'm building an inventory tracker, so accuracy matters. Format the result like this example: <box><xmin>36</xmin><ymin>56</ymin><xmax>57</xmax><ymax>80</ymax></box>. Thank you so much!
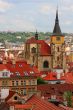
<box><xmin>0</xmin><ymin>0</ymin><xmax>73</xmax><ymax>33</ymax></box>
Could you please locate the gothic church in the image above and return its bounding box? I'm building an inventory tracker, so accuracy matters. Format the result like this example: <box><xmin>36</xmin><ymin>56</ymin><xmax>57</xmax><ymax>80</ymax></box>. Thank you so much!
<box><xmin>24</xmin><ymin>9</ymin><xmax>66</xmax><ymax>72</ymax></box>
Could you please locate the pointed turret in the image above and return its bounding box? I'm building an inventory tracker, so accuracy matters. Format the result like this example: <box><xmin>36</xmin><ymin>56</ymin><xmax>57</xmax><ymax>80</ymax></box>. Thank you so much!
<box><xmin>35</xmin><ymin>30</ymin><xmax>38</xmax><ymax>40</ymax></box>
<box><xmin>53</xmin><ymin>8</ymin><xmax>62</xmax><ymax>35</ymax></box>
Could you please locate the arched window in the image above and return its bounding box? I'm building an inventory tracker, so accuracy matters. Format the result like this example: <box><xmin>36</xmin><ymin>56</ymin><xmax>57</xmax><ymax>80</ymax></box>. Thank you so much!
<box><xmin>57</xmin><ymin>56</ymin><xmax>59</xmax><ymax>61</ymax></box>
<box><xmin>31</xmin><ymin>47</ymin><xmax>36</xmax><ymax>53</ymax></box>
<box><xmin>43</xmin><ymin>61</ymin><xmax>49</xmax><ymax>68</ymax></box>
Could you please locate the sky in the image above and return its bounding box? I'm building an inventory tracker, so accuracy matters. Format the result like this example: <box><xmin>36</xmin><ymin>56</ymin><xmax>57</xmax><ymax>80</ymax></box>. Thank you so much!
<box><xmin>0</xmin><ymin>0</ymin><xmax>73</xmax><ymax>33</ymax></box>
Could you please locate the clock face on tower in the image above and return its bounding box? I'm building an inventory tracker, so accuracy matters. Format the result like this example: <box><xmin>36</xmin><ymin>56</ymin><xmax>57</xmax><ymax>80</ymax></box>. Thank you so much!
<box><xmin>56</xmin><ymin>36</ymin><xmax>60</xmax><ymax>41</ymax></box>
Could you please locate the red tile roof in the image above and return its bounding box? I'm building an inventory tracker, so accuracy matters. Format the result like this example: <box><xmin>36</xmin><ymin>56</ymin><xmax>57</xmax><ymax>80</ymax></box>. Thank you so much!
<box><xmin>5</xmin><ymin>91</ymin><xmax>16</xmax><ymax>102</ymax></box>
<box><xmin>15</xmin><ymin>104</ymin><xmax>33</xmax><ymax>109</ymax></box>
<box><xmin>59</xmin><ymin>105</ymin><xmax>73</xmax><ymax>110</ymax></box>
<box><xmin>37</xmin><ymin>84</ymin><xmax>73</xmax><ymax>103</ymax></box>
<box><xmin>42</xmin><ymin>72</ymin><xmax>73</xmax><ymax>83</ymax></box>
<box><xmin>67</xmin><ymin>62</ymin><xmax>73</xmax><ymax>66</ymax></box>
<box><xmin>40</xmin><ymin>41</ymin><xmax>51</xmax><ymax>56</ymax></box>
<box><xmin>43</xmin><ymin>72</ymin><xmax>57</xmax><ymax>81</ymax></box>
<box><xmin>67</xmin><ymin>62</ymin><xmax>73</xmax><ymax>72</ymax></box>
<box><xmin>6</xmin><ymin>61</ymin><xmax>39</xmax><ymax>77</ymax></box>
<box><xmin>26</xmin><ymin>37</ymin><xmax>37</xmax><ymax>43</ymax></box>
<box><xmin>61</xmin><ymin>72</ymin><xmax>73</xmax><ymax>84</ymax></box>
<box><xmin>43</xmin><ymin>72</ymin><xmax>65</xmax><ymax>81</ymax></box>
<box><xmin>38</xmin><ymin>84</ymin><xmax>73</xmax><ymax>97</ymax></box>
<box><xmin>0</xmin><ymin>60</ymin><xmax>39</xmax><ymax>77</ymax></box>
<box><xmin>26</xmin><ymin>95</ymin><xmax>63</xmax><ymax>110</ymax></box>
<box><xmin>26</xmin><ymin>37</ymin><xmax>51</xmax><ymax>56</ymax></box>
<box><xmin>0</xmin><ymin>64</ymin><xmax>8</xmax><ymax>71</ymax></box>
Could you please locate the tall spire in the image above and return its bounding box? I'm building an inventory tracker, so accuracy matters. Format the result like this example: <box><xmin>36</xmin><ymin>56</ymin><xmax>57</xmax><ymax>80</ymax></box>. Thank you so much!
<box><xmin>53</xmin><ymin>8</ymin><xmax>62</xmax><ymax>35</ymax></box>
<box><xmin>56</xmin><ymin>7</ymin><xmax>58</xmax><ymax>22</ymax></box>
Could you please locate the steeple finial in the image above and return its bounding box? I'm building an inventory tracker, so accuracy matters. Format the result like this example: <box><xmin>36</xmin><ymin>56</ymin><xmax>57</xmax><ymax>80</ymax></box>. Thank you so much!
<box><xmin>53</xmin><ymin>7</ymin><xmax>62</xmax><ymax>35</ymax></box>
<box><xmin>35</xmin><ymin>30</ymin><xmax>38</xmax><ymax>40</ymax></box>
<box><xmin>56</xmin><ymin>6</ymin><xmax>58</xmax><ymax>22</ymax></box>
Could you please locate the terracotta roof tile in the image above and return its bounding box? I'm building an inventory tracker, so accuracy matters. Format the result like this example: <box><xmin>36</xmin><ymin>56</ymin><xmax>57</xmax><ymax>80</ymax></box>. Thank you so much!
<box><xmin>5</xmin><ymin>91</ymin><xmax>16</xmax><ymax>102</ymax></box>
<box><xmin>26</xmin><ymin>95</ymin><xmax>63</xmax><ymax>110</ymax></box>
<box><xmin>61</xmin><ymin>72</ymin><xmax>73</xmax><ymax>84</ymax></box>
<box><xmin>38</xmin><ymin>84</ymin><xmax>73</xmax><ymax>97</ymax></box>
<box><xmin>15</xmin><ymin>104</ymin><xmax>33</xmax><ymax>109</ymax></box>
<box><xmin>43</xmin><ymin>72</ymin><xmax>57</xmax><ymax>81</ymax></box>
<box><xmin>26</xmin><ymin>37</ymin><xmax>51</xmax><ymax>55</ymax></box>
<box><xmin>0</xmin><ymin>64</ymin><xmax>8</xmax><ymax>71</ymax></box>
<box><xmin>0</xmin><ymin>60</ymin><xmax>39</xmax><ymax>77</ymax></box>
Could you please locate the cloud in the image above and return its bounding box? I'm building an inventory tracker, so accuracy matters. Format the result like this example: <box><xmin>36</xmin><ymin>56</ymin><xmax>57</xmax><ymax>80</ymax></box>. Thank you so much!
<box><xmin>0</xmin><ymin>0</ymin><xmax>13</xmax><ymax>12</ymax></box>
<box><xmin>0</xmin><ymin>0</ymin><xmax>72</xmax><ymax>32</ymax></box>
<box><xmin>62</xmin><ymin>0</ymin><xmax>73</xmax><ymax>4</ymax></box>
<box><xmin>8</xmin><ymin>18</ymin><xmax>36</xmax><ymax>32</ymax></box>
<box><xmin>60</xmin><ymin>0</ymin><xmax>73</xmax><ymax>12</ymax></box>
<box><xmin>64</xmin><ymin>20</ymin><xmax>72</xmax><ymax>25</ymax></box>
<box><xmin>39</xmin><ymin>3</ymin><xmax>55</xmax><ymax>15</ymax></box>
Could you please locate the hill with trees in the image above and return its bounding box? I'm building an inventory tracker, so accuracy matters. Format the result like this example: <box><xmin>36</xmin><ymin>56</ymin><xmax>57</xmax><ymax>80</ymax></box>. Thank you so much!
<box><xmin>0</xmin><ymin>32</ymin><xmax>51</xmax><ymax>43</ymax></box>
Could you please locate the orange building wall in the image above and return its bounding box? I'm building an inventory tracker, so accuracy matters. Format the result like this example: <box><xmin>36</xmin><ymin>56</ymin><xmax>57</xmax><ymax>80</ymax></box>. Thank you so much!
<box><xmin>51</xmin><ymin>36</ymin><xmax>64</xmax><ymax>44</ymax></box>
<box><xmin>0</xmin><ymin>77</ymin><xmax>37</xmax><ymax>95</ymax></box>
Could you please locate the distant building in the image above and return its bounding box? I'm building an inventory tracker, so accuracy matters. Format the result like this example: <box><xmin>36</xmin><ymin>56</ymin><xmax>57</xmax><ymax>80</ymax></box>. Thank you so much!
<box><xmin>0</xmin><ymin>61</ymin><xmax>38</xmax><ymax>98</ymax></box>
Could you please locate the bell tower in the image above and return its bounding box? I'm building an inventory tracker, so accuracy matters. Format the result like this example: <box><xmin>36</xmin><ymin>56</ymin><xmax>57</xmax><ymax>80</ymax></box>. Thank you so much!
<box><xmin>51</xmin><ymin>9</ymin><xmax>66</xmax><ymax>69</ymax></box>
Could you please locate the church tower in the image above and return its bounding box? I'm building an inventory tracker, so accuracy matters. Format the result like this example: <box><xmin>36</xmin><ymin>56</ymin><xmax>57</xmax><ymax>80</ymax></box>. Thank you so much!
<box><xmin>51</xmin><ymin>9</ymin><xmax>66</xmax><ymax>70</ymax></box>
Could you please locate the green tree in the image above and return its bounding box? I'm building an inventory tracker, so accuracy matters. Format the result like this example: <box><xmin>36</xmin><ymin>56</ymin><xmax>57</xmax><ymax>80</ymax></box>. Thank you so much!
<box><xmin>37</xmin><ymin>77</ymin><xmax>47</xmax><ymax>85</ymax></box>
<box><xmin>63</xmin><ymin>91</ymin><xmax>72</xmax><ymax>107</ymax></box>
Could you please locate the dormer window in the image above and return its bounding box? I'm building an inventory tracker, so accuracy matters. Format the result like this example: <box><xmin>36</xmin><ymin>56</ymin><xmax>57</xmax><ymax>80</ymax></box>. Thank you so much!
<box><xmin>24</xmin><ymin>72</ymin><xmax>28</xmax><ymax>76</ymax></box>
<box><xmin>19</xmin><ymin>64</ymin><xmax>22</xmax><ymax>67</ymax></box>
<box><xmin>2</xmin><ymin>72</ymin><xmax>8</xmax><ymax>77</ymax></box>
<box><xmin>3</xmin><ymin>72</ymin><xmax>4</xmax><ymax>76</ymax></box>
<box><xmin>30</xmin><ymin>71</ymin><xmax>34</xmax><ymax>74</ymax></box>
<box><xmin>15</xmin><ymin>72</ymin><xmax>20</xmax><ymax>76</ymax></box>
<box><xmin>51</xmin><ymin>95</ymin><xmax>56</xmax><ymax>100</ymax></box>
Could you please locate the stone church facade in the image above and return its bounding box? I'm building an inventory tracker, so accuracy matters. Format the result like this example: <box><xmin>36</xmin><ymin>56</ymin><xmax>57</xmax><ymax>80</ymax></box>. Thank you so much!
<box><xmin>24</xmin><ymin>36</ymin><xmax>52</xmax><ymax>71</ymax></box>
<box><xmin>24</xmin><ymin>10</ymin><xmax>66</xmax><ymax>72</ymax></box>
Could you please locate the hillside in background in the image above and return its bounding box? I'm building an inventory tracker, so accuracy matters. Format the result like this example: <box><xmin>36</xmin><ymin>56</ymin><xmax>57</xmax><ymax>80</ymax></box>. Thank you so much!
<box><xmin>0</xmin><ymin>32</ymin><xmax>51</xmax><ymax>43</ymax></box>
